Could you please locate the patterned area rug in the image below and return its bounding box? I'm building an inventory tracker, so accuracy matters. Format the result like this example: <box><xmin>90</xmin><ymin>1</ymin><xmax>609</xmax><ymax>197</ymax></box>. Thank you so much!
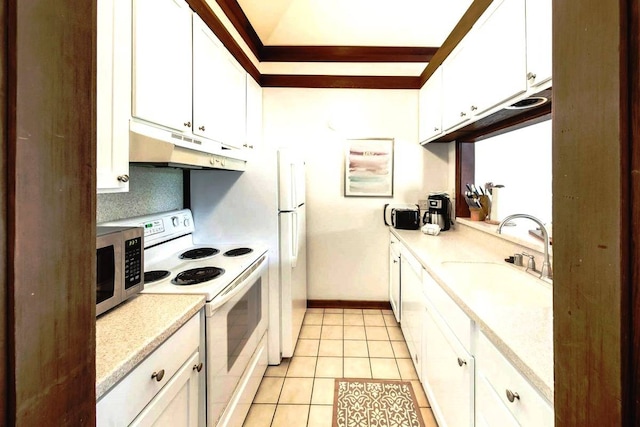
<box><xmin>333</xmin><ymin>378</ymin><xmax>425</xmax><ymax>427</ymax></box>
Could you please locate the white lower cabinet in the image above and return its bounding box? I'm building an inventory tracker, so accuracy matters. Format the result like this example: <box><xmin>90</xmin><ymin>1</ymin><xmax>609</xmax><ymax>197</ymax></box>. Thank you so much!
<box><xmin>400</xmin><ymin>249</ymin><xmax>424</xmax><ymax>378</ymax></box>
<box><xmin>389</xmin><ymin>234</ymin><xmax>402</xmax><ymax>323</ymax></box>
<box><xmin>422</xmin><ymin>305</ymin><xmax>474</xmax><ymax>427</ymax></box>
<box><xmin>476</xmin><ymin>374</ymin><xmax>520</xmax><ymax>427</ymax></box>
<box><xmin>97</xmin><ymin>313</ymin><xmax>204</xmax><ymax>427</ymax></box>
<box><xmin>388</xmin><ymin>236</ymin><xmax>553</xmax><ymax>427</ymax></box>
<box><xmin>476</xmin><ymin>332</ymin><xmax>553</xmax><ymax>426</ymax></box>
<box><xmin>131</xmin><ymin>351</ymin><xmax>201</xmax><ymax>427</ymax></box>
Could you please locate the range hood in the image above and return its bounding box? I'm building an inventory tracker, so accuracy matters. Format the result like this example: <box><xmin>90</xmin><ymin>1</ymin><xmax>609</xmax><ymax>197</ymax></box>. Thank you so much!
<box><xmin>129</xmin><ymin>120</ymin><xmax>247</xmax><ymax>171</ymax></box>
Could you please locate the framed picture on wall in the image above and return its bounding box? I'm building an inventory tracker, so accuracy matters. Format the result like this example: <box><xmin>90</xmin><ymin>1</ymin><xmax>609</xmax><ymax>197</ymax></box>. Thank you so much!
<box><xmin>344</xmin><ymin>138</ymin><xmax>394</xmax><ymax>197</ymax></box>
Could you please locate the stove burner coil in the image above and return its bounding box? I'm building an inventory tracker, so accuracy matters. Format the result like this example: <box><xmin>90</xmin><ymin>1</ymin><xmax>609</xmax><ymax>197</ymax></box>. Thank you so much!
<box><xmin>172</xmin><ymin>267</ymin><xmax>225</xmax><ymax>286</ymax></box>
<box><xmin>223</xmin><ymin>247</ymin><xmax>253</xmax><ymax>257</ymax></box>
<box><xmin>144</xmin><ymin>270</ymin><xmax>171</xmax><ymax>284</ymax></box>
<box><xmin>179</xmin><ymin>247</ymin><xmax>219</xmax><ymax>260</ymax></box>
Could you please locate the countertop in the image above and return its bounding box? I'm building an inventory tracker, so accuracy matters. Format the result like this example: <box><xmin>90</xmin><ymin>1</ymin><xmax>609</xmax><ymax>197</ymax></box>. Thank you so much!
<box><xmin>391</xmin><ymin>221</ymin><xmax>553</xmax><ymax>403</ymax></box>
<box><xmin>96</xmin><ymin>293</ymin><xmax>206</xmax><ymax>399</ymax></box>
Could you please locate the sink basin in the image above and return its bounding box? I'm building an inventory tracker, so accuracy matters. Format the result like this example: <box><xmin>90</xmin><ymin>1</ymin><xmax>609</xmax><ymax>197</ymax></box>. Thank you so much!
<box><xmin>439</xmin><ymin>261</ymin><xmax>551</xmax><ymax>308</ymax></box>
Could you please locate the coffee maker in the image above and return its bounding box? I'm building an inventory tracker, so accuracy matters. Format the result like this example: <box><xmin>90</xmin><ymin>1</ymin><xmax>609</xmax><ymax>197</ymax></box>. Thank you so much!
<box><xmin>424</xmin><ymin>193</ymin><xmax>452</xmax><ymax>231</ymax></box>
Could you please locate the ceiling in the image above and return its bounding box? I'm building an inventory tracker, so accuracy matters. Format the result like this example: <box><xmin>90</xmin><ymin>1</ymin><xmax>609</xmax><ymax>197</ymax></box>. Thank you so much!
<box><xmin>201</xmin><ymin>0</ymin><xmax>476</xmax><ymax>84</ymax></box>
<box><xmin>236</xmin><ymin>0</ymin><xmax>474</xmax><ymax>48</ymax></box>
<box><xmin>191</xmin><ymin>0</ymin><xmax>488</xmax><ymax>87</ymax></box>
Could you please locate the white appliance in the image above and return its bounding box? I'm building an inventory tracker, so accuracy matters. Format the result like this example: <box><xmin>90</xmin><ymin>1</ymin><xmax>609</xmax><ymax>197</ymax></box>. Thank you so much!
<box><xmin>278</xmin><ymin>148</ymin><xmax>308</xmax><ymax>358</ymax></box>
<box><xmin>189</xmin><ymin>146</ymin><xmax>307</xmax><ymax>363</ymax></box>
<box><xmin>101</xmin><ymin>209</ymin><xmax>269</xmax><ymax>427</ymax></box>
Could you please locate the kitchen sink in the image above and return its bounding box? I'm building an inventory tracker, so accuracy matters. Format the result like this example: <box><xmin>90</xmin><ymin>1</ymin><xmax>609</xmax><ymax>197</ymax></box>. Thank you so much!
<box><xmin>439</xmin><ymin>261</ymin><xmax>552</xmax><ymax>308</ymax></box>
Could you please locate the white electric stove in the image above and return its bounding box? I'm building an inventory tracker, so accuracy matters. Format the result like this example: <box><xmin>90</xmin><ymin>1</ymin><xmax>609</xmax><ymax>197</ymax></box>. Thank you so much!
<box><xmin>101</xmin><ymin>209</ymin><xmax>270</xmax><ymax>427</ymax></box>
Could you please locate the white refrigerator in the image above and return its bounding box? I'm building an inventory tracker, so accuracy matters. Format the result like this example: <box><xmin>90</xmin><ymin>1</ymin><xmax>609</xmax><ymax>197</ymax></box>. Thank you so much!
<box><xmin>278</xmin><ymin>148</ymin><xmax>307</xmax><ymax>358</ymax></box>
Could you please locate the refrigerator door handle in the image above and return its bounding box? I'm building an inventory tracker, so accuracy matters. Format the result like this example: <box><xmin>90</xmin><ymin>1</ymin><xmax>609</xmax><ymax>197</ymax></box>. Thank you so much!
<box><xmin>291</xmin><ymin>211</ymin><xmax>299</xmax><ymax>268</ymax></box>
<box><xmin>290</xmin><ymin>163</ymin><xmax>297</xmax><ymax>208</ymax></box>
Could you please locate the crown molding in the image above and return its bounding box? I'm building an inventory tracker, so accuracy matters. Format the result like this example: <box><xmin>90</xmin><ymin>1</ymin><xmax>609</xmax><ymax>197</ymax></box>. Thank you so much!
<box><xmin>260</xmin><ymin>75</ymin><xmax>421</xmax><ymax>90</ymax></box>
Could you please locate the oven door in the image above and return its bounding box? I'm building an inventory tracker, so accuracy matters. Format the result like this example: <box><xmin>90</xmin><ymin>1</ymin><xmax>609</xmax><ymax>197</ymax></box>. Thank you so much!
<box><xmin>205</xmin><ymin>255</ymin><xmax>268</xmax><ymax>426</ymax></box>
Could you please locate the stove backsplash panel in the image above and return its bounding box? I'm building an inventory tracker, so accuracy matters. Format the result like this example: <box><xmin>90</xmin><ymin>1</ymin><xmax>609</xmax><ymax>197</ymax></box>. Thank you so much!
<box><xmin>97</xmin><ymin>166</ymin><xmax>184</xmax><ymax>223</ymax></box>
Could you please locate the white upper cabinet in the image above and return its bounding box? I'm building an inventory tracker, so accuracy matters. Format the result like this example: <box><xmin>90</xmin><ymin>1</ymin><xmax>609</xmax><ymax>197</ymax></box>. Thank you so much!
<box><xmin>418</xmin><ymin>67</ymin><xmax>443</xmax><ymax>143</ymax></box>
<box><xmin>525</xmin><ymin>0</ymin><xmax>552</xmax><ymax>88</ymax></box>
<box><xmin>96</xmin><ymin>0</ymin><xmax>131</xmax><ymax>193</ymax></box>
<box><xmin>442</xmin><ymin>41</ymin><xmax>474</xmax><ymax>131</ymax></box>
<box><xmin>193</xmin><ymin>15</ymin><xmax>246</xmax><ymax>149</ymax></box>
<box><xmin>471</xmin><ymin>0</ymin><xmax>527</xmax><ymax>115</ymax></box>
<box><xmin>132</xmin><ymin>0</ymin><xmax>193</xmax><ymax>132</ymax></box>
<box><xmin>425</xmin><ymin>0</ymin><xmax>550</xmax><ymax>142</ymax></box>
<box><xmin>245</xmin><ymin>76</ymin><xmax>263</xmax><ymax>151</ymax></box>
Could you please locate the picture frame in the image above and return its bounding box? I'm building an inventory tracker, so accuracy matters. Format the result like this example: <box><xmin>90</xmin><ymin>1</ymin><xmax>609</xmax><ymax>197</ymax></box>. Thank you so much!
<box><xmin>344</xmin><ymin>138</ymin><xmax>394</xmax><ymax>197</ymax></box>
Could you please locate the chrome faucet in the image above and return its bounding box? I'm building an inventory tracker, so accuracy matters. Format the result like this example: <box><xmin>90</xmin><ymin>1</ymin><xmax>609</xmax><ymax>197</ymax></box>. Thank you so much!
<box><xmin>497</xmin><ymin>214</ymin><xmax>553</xmax><ymax>280</ymax></box>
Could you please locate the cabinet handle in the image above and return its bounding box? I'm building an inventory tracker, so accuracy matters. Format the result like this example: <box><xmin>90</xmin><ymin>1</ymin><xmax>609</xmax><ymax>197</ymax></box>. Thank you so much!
<box><xmin>151</xmin><ymin>369</ymin><xmax>165</xmax><ymax>382</ymax></box>
<box><xmin>460</xmin><ymin>112</ymin><xmax>466</xmax><ymax>117</ymax></box>
<box><xmin>184</xmin><ymin>121</ymin><xmax>191</xmax><ymax>128</ymax></box>
<box><xmin>506</xmin><ymin>389</ymin><xmax>520</xmax><ymax>403</ymax></box>
<box><xmin>117</xmin><ymin>174</ymin><xmax>129</xmax><ymax>183</ymax></box>
<box><xmin>457</xmin><ymin>357</ymin><xmax>467</xmax><ymax>367</ymax></box>
<box><xmin>393</xmin><ymin>259</ymin><xmax>398</xmax><ymax>263</ymax></box>
<box><xmin>198</xmin><ymin>125</ymin><xmax>205</xmax><ymax>131</ymax></box>
<box><xmin>249</xmin><ymin>145</ymin><xmax>254</xmax><ymax>149</ymax></box>
<box><xmin>527</xmin><ymin>72</ymin><xmax>537</xmax><ymax>81</ymax></box>
<box><xmin>470</xmin><ymin>105</ymin><xmax>478</xmax><ymax>111</ymax></box>
<box><xmin>193</xmin><ymin>362</ymin><xmax>204</xmax><ymax>372</ymax></box>
<box><xmin>433</xmin><ymin>127</ymin><xmax>439</xmax><ymax>132</ymax></box>
<box><xmin>243</xmin><ymin>143</ymin><xmax>248</xmax><ymax>148</ymax></box>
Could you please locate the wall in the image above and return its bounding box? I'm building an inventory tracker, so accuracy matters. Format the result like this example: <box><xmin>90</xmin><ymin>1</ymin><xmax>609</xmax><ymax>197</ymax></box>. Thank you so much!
<box><xmin>262</xmin><ymin>88</ymin><xmax>452</xmax><ymax>301</ymax></box>
<box><xmin>96</xmin><ymin>166</ymin><xmax>184</xmax><ymax>223</ymax></box>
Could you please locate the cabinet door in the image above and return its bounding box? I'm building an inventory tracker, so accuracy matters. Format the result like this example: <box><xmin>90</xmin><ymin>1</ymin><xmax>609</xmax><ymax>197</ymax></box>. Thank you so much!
<box><xmin>132</xmin><ymin>0</ymin><xmax>192</xmax><ymax>132</ymax></box>
<box><xmin>442</xmin><ymin>42</ymin><xmax>473</xmax><ymax>131</ymax></box>
<box><xmin>389</xmin><ymin>237</ymin><xmax>401</xmax><ymax>323</ymax></box>
<box><xmin>192</xmin><ymin>15</ymin><xmax>246</xmax><ymax>148</ymax></box>
<box><xmin>130</xmin><ymin>351</ymin><xmax>202</xmax><ymax>427</ymax></box>
<box><xmin>418</xmin><ymin>67</ymin><xmax>443</xmax><ymax>143</ymax></box>
<box><xmin>245</xmin><ymin>76</ymin><xmax>263</xmax><ymax>151</ymax></box>
<box><xmin>525</xmin><ymin>0</ymin><xmax>552</xmax><ymax>88</ymax></box>
<box><xmin>472</xmin><ymin>0</ymin><xmax>528</xmax><ymax>114</ymax></box>
<box><xmin>476</xmin><ymin>374</ymin><xmax>520</xmax><ymax>427</ymax></box>
<box><xmin>400</xmin><ymin>251</ymin><xmax>423</xmax><ymax>375</ymax></box>
<box><xmin>423</xmin><ymin>307</ymin><xmax>474</xmax><ymax>427</ymax></box>
<box><xmin>96</xmin><ymin>0</ymin><xmax>131</xmax><ymax>192</ymax></box>
<box><xmin>476</xmin><ymin>332</ymin><xmax>554</xmax><ymax>426</ymax></box>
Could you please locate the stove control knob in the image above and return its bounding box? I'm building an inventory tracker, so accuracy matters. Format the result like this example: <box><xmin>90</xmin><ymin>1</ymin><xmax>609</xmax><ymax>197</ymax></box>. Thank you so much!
<box><xmin>184</xmin><ymin>218</ymin><xmax>190</xmax><ymax>227</ymax></box>
<box><xmin>172</xmin><ymin>216</ymin><xmax>179</xmax><ymax>227</ymax></box>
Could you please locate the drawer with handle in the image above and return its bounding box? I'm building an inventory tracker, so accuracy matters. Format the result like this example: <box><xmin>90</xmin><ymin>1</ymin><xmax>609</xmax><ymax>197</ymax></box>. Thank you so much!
<box><xmin>476</xmin><ymin>332</ymin><xmax>553</xmax><ymax>426</ymax></box>
<box><xmin>97</xmin><ymin>313</ymin><xmax>201</xmax><ymax>426</ymax></box>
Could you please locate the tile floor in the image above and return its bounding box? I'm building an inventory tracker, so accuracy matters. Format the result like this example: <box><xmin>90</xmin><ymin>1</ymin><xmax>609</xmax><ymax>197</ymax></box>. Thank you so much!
<box><xmin>243</xmin><ymin>308</ymin><xmax>439</xmax><ymax>427</ymax></box>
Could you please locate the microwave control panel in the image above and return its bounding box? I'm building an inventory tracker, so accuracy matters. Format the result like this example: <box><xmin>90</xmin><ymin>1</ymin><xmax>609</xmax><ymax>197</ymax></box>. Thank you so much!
<box><xmin>124</xmin><ymin>237</ymin><xmax>142</xmax><ymax>288</ymax></box>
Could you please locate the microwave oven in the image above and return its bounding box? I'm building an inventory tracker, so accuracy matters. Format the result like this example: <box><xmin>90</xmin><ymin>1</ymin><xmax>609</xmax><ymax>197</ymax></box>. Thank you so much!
<box><xmin>96</xmin><ymin>226</ymin><xmax>144</xmax><ymax>316</ymax></box>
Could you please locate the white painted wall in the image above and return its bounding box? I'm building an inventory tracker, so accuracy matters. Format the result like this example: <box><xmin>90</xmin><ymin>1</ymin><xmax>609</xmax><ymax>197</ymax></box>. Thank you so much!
<box><xmin>263</xmin><ymin>88</ymin><xmax>452</xmax><ymax>301</ymax></box>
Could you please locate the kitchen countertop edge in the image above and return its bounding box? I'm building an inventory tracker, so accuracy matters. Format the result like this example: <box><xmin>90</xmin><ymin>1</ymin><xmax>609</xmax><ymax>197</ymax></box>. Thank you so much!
<box><xmin>96</xmin><ymin>293</ymin><xmax>206</xmax><ymax>399</ymax></box>
<box><xmin>390</xmin><ymin>226</ymin><xmax>553</xmax><ymax>403</ymax></box>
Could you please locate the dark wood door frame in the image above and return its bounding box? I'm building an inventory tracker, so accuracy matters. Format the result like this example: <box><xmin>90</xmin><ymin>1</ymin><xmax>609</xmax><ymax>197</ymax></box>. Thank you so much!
<box><xmin>628</xmin><ymin>0</ymin><xmax>640</xmax><ymax>421</ymax></box>
<box><xmin>553</xmin><ymin>0</ymin><xmax>638</xmax><ymax>424</ymax></box>
<box><xmin>5</xmin><ymin>0</ymin><xmax>96</xmax><ymax>424</ymax></box>
<box><xmin>1</xmin><ymin>0</ymin><xmax>7</xmax><ymax>424</ymax></box>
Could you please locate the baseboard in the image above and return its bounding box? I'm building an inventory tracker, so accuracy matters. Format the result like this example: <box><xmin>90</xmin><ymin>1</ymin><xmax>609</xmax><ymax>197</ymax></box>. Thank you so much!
<box><xmin>307</xmin><ymin>299</ymin><xmax>392</xmax><ymax>311</ymax></box>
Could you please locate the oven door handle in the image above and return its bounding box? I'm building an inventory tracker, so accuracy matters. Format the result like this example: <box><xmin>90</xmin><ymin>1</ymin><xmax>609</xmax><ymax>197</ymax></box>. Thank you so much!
<box><xmin>206</xmin><ymin>255</ymin><xmax>268</xmax><ymax>315</ymax></box>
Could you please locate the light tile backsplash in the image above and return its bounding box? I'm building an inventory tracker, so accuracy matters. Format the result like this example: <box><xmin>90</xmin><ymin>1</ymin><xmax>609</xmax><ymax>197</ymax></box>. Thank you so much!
<box><xmin>97</xmin><ymin>166</ymin><xmax>184</xmax><ymax>223</ymax></box>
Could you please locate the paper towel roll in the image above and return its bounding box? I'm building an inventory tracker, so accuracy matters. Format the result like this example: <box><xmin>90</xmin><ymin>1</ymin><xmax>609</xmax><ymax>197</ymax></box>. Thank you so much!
<box><xmin>490</xmin><ymin>187</ymin><xmax>507</xmax><ymax>222</ymax></box>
